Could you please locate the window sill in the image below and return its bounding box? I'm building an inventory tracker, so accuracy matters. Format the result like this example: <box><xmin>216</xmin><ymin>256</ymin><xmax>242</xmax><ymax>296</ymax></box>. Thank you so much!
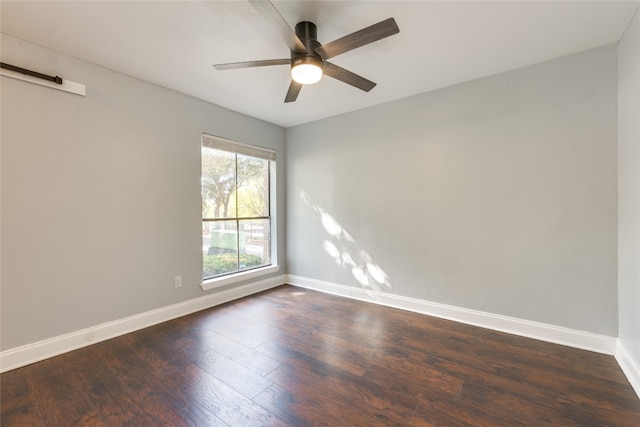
<box><xmin>200</xmin><ymin>265</ymin><xmax>280</xmax><ymax>292</ymax></box>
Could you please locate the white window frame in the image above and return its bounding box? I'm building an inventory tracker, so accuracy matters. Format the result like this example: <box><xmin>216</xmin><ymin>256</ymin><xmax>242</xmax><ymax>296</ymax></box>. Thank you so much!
<box><xmin>200</xmin><ymin>134</ymin><xmax>279</xmax><ymax>291</ymax></box>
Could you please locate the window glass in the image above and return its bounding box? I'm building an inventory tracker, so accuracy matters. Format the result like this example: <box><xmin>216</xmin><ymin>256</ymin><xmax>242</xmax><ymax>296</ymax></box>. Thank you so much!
<box><xmin>202</xmin><ymin>140</ymin><xmax>272</xmax><ymax>281</ymax></box>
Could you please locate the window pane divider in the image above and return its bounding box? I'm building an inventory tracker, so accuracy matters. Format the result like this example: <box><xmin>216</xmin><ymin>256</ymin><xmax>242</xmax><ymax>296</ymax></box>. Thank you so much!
<box><xmin>235</xmin><ymin>156</ymin><xmax>240</xmax><ymax>277</ymax></box>
<box><xmin>203</xmin><ymin>216</ymin><xmax>270</xmax><ymax>222</ymax></box>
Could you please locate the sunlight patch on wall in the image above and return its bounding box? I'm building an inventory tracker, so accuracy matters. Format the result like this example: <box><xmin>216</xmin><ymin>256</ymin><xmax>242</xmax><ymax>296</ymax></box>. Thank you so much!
<box><xmin>301</xmin><ymin>190</ymin><xmax>392</xmax><ymax>292</ymax></box>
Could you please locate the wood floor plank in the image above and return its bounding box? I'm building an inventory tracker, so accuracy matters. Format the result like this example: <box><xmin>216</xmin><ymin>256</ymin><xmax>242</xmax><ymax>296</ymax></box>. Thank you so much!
<box><xmin>407</xmin><ymin>394</ymin><xmax>507</xmax><ymax>427</ymax></box>
<box><xmin>380</xmin><ymin>312</ymin><xmax>628</xmax><ymax>386</ymax></box>
<box><xmin>144</xmin><ymin>320</ymin><xmax>276</xmax><ymax>399</ymax></box>
<box><xmin>196</xmin><ymin>348</ymin><xmax>274</xmax><ymax>399</ymax></box>
<box><xmin>25</xmin><ymin>358</ymin><xmax>115</xmax><ymax>426</ymax></box>
<box><xmin>0</xmin><ymin>367</ymin><xmax>44</xmax><ymax>426</ymax></box>
<box><xmin>266</xmin><ymin>357</ymin><xmax>420</xmax><ymax>424</ymax></box>
<box><xmin>91</xmin><ymin>332</ymin><xmax>228</xmax><ymax>426</ymax></box>
<box><xmin>0</xmin><ymin>395</ymin><xmax>45</xmax><ymax>427</ymax></box>
<box><xmin>377</xmin><ymin>329</ymin><xmax>640</xmax><ymax>421</ymax></box>
<box><xmin>253</xmin><ymin>383</ymin><xmax>347</xmax><ymax>427</ymax></box>
<box><xmin>171</xmin><ymin>363</ymin><xmax>288</xmax><ymax>427</ymax></box>
<box><xmin>2</xmin><ymin>285</ymin><xmax>639</xmax><ymax>426</ymax></box>
<box><xmin>190</xmin><ymin>328</ymin><xmax>282</xmax><ymax>376</ymax></box>
<box><xmin>257</xmin><ymin>310</ymin><xmax>466</xmax><ymax>399</ymax></box>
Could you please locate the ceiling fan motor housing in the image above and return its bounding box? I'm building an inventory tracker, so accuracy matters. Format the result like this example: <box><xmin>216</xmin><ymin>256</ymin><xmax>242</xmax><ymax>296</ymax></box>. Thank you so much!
<box><xmin>293</xmin><ymin>21</ymin><xmax>323</xmax><ymax>70</ymax></box>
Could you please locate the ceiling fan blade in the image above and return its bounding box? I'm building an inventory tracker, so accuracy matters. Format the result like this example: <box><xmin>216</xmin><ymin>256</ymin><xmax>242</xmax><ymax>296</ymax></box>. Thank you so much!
<box><xmin>315</xmin><ymin>17</ymin><xmax>399</xmax><ymax>60</ymax></box>
<box><xmin>213</xmin><ymin>58</ymin><xmax>291</xmax><ymax>70</ymax></box>
<box><xmin>323</xmin><ymin>62</ymin><xmax>376</xmax><ymax>92</ymax></box>
<box><xmin>284</xmin><ymin>80</ymin><xmax>302</xmax><ymax>103</ymax></box>
<box><xmin>249</xmin><ymin>0</ymin><xmax>307</xmax><ymax>53</ymax></box>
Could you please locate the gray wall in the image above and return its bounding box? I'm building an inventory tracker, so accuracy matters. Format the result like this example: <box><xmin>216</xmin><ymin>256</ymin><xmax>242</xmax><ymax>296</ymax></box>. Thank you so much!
<box><xmin>0</xmin><ymin>34</ymin><xmax>286</xmax><ymax>351</ymax></box>
<box><xmin>286</xmin><ymin>45</ymin><xmax>619</xmax><ymax>336</ymax></box>
<box><xmin>618</xmin><ymin>7</ymin><xmax>640</xmax><ymax>364</ymax></box>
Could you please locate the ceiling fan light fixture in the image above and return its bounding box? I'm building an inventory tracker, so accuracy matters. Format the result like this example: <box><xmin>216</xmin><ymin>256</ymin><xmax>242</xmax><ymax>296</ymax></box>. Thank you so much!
<box><xmin>291</xmin><ymin>56</ymin><xmax>323</xmax><ymax>85</ymax></box>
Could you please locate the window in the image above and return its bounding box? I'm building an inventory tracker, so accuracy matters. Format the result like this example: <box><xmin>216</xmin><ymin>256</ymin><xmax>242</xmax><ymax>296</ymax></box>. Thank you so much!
<box><xmin>201</xmin><ymin>134</ymin><xmax>275</xmax><ymax>286</ymax></box>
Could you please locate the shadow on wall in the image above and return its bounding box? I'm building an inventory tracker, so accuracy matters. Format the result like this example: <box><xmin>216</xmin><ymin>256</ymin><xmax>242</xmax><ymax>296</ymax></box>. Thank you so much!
<box><xmin>300</xmin><ymin>190</ymin><xmax>392</xmax><ymax>292</ymax></box>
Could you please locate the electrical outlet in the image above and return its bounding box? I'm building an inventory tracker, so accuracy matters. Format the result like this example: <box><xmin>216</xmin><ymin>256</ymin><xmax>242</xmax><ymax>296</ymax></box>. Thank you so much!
<box><xmin>174</xmin><ymin>275</ymin><xmax>182</xmax><ymax>288</ymax></box>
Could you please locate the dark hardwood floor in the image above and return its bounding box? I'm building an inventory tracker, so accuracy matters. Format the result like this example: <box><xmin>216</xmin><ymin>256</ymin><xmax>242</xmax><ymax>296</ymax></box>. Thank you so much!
<box><xmin>2</xmin><ymin>285</ymin><xmax>640</xmax><ymax>426</ymax></box>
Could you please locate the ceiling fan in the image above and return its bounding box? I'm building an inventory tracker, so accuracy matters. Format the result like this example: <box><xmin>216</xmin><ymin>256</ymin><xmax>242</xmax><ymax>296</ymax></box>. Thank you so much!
<box><xmin>213</xmin><ymin>0</ymin><xmax>400</xmax><ymax>103</ymax></box>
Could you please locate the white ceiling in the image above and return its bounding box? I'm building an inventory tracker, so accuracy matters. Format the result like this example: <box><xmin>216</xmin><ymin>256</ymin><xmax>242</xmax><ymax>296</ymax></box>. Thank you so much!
<box><xmin>1</xmin><ymin>1</ymin><xmax>638</xmax><ymax>128</ymax></box>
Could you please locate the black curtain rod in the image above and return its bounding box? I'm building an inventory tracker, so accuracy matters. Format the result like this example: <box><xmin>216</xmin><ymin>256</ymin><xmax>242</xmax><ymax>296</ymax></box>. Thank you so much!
<box><xmin>0</xmin><ymin>62</ymin><xmax>63</xmax><ymax>84</ymax></box>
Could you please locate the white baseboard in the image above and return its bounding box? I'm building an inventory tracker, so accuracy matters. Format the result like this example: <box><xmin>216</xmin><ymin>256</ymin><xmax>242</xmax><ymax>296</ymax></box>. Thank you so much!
<box><xmin>287</xmin><ymin>275</ymin><xmax>617</xmax><ymax>355</ymax></box>
<box><xmin>616</xmin><ymin>340</ymin><xmax>640</xmax><ymax>399</ymax></box>
<box><xmin>0</xmin><ymin>274</ymin><xmax>286</xmax><ymax>373</ymax></box>
<box><xmin>2</xmin><ymin>273</ymin><xmax>626</xmax><ymax>381</ymax></box>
